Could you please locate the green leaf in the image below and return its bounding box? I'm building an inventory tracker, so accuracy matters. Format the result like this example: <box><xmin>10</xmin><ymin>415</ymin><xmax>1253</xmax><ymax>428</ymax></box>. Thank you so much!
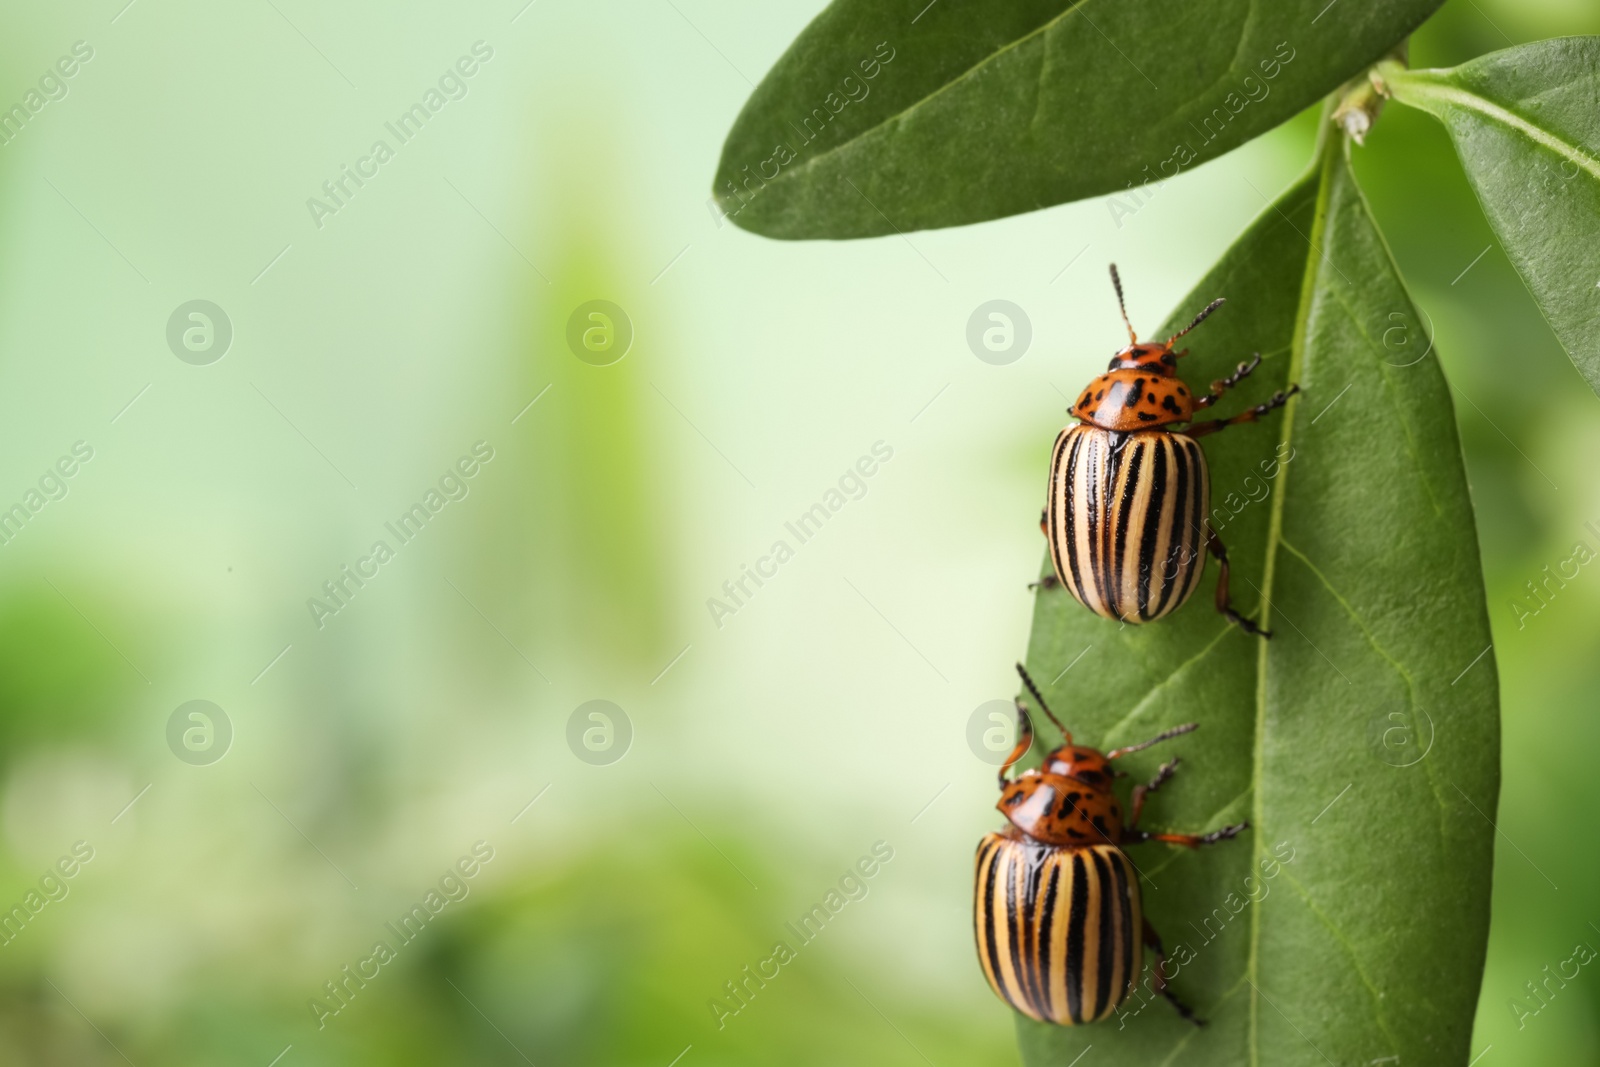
<box><xmin>1383</xmin><ymin>38</ymin><xmax>1600</xmax><ymax>395</ymax></box>
<box><xmin>1014</xmin><ymin>129</ymin><xmax>1497</xmax><ymax>1064</ymax></box>
<box><xmin>712</xmin><ymin>0</ymin><xmax>1444</xmax><ymax>238</ymax></box>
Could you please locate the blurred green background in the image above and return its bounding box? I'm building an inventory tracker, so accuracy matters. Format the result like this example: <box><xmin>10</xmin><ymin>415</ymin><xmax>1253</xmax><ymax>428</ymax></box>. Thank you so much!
<box><xmin>0</xmin><ymin>0</ymin><xmax>1592</xmax><ymax>1063</ymax></box>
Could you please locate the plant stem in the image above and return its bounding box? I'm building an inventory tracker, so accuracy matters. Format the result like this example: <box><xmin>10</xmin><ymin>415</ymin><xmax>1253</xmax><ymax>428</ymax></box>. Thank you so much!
<box><xmin>1335</xmin><ymin>42</ymin><xmax>1409</xmax><ymax>145</ymax></box>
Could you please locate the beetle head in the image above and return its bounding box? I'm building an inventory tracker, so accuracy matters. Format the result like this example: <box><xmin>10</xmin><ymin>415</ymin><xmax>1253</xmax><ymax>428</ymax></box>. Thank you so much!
<box><xmin>1104</xmin><ymin>263</ymin><xmax>1223</xmax><ymax>379</ymax></box>
<box><xmin>1040</xmin><ymin>744</ymin><xmax>1117</xmax><ymax>793</ymax></box>
<box><xmin>1107</xmin><ymin>342</ymin><xmax>1179</xmax><ymax>376</ymax></box>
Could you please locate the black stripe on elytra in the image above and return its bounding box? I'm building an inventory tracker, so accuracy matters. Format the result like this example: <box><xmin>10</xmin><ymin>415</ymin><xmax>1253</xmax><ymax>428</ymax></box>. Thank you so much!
<box><xmin>1064</xmin><ymin>852</ymin><xmax>1089</xmax><ymax>1023</ymax></box>
<box><xmin>981</xmin><ymin>840</ymin><xmax>1004</xmax><ymax>1000</ymax></box>
<box><xmin>1017</xmin><ymin>849</ymin><xmax>1048</xmax><ymax>1018</ymax></box>
<box><xmin>1093</xmin><ymin>850</ymin><xmax>1117</xmax><ymax>1017</ymax></box>
<box><xmin>1062</xmin><ymin>431</ymin><xmax>1090</xmax><ymax>605</ymax></box>
<box><xmin>1005</xmin><ymin>847</ymin><xmax>1027</xmax><ymax>1013</ymax></box>
<box><xmin>1110</xmin><ymin>849</ymin><xmax>1136</xmax><ymax>1010</ymax></box>
<box><xmin>1047</xmin><ymin>432</ymin><xmax>1068</xmax><ymax>584</ymax></box>
<box><xmin>1172</xmin><ymin>437</ymin><xmax>1192</xmax><ymax>605</ymax></box>
<box><xmin>1096</xmin><ymin>434</ymin><xmax>1122</xmax><ymax>616</ymax></box>
<box><xmin>973</xmin><ymin>838</ymin><xmax>995</xmax><ymax>951</ymax></box>
<box><xmin>1036</xmin><ymin>861</ymin><xmax>1061</xmax><ymax>1020</ymax></box>
<box><xmin>1183</xmin><ymin>438</ymin><xmax>1207</xmax><ymax>603</ymax></box>
<box><xmin>1152</xmin><ymin>436</ymin><xmax>1189</xmax><ymax>619</ymax></box>
<box><xmin>972</xmin><ymin>838</ymin><xmax>987</xmax><ymax>922</ymax></box>
<box><xmin>1082</xmin><ymin>432</ymin><xmax>1105</xmax><ymax>612</ymax></box>
<box><xmin>1110</xmin><ymin>440</ymin><xmax>1144</xmax><ymax>619</ymax></box>
<box><xmin>973</xmin><ymin>840</ymin><xmax>992</xmax><ymax>969</ymax></box>
<box><xmin>1136</xmin><ymin>437</ymin><xmax>1169</xmax><ymax>619</ymax></box>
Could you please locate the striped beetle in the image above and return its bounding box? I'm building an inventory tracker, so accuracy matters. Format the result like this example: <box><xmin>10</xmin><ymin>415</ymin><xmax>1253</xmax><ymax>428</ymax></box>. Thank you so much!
<box><xmin>1039</xmin><ymin>266</ymin><xmax>1298</xmax><ymax>637</ymax></box>
<box><xmin>974</xmin><ymin>664</ymin><xmax>1247</xmax><ymax>1026</ymax></box>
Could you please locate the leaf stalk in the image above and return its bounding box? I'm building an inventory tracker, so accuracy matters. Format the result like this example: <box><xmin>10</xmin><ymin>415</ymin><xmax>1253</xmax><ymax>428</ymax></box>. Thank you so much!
<box><xmin>1334</xmin><ymin>42</ymin><xmax>1409</xmax><ymax>145</ymax></box>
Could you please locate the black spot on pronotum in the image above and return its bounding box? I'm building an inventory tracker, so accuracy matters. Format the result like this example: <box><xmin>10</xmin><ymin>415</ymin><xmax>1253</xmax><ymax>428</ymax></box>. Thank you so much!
<box><xmin>1004</xmin><ymin>791</ymin><xmax>1024</xmax><ymax>807</ymax></box>
<box><xmin>1137</xmin><ymin>412</ymin><xmax>1158</xmax><ymax>422</ymax></box>
<box><xmin>1162</xmin><ymin>395</ymin><xmax>1181</xmax><ymax>414</ymax></box>
<box><xmin>1123</xmin><ymin>378</ymin><xmax>1146</xmax><ymax>409</ymax></box>
<box><xmin>1177</xmin><ymin>386</ymin><xmax>1187</xmax><ymax>396</ymax></box>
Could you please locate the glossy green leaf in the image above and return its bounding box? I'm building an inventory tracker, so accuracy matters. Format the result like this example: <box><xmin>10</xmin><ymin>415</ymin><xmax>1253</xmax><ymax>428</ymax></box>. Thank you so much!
<box><xmin>1383</xmin><ymin>38</ymin><xmax>1600</xmax><ymax>395</ymax></box>
<box><xmin>1014</xmin><ymin>129</ymin><xmax>1498</xmax><ymax>1064</ymax></box>
<box><xmin>712</xmin><ymin>0</ymin><xmax>1444</xmax><ymax>238</ymax></box>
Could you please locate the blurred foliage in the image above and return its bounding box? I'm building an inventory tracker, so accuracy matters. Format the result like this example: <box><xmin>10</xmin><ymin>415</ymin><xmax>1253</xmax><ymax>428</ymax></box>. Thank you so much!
<box><xmin>0</xmin><ymin>0</ymin><xmax>1592</xmax><ymax>1064</ymax></box>
<box><xmin>0</xmin><ymin>582</ymin><xmax>127</xmax><ymax>753</ymax></box>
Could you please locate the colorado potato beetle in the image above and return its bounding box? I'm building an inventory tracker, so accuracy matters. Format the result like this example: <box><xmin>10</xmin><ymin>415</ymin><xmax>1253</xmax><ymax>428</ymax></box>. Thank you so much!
<box><xmin>1039</xmin><ymin>265</ymin><xmax>1298</xmax><ymax>637</ymax></box>
<box><xmin>974</xmin><ymin>663</ymin><xmax>1247</xmax><ymax>1026</ymax></box>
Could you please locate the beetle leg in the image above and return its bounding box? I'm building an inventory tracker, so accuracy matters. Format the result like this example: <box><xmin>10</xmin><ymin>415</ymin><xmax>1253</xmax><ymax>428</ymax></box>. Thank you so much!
<box><xmin>1205</xmin><ymin>528</ymin><xmax>1271</xmax><ymax>639</ymax></box>
<box><xmin>1030</xmin><ymin>509</ymin><xmax>1062</xmax><ymax>590</ymax></box>
<box><xmin>1193</xmin><ymin>353</ymin><xmax>1262</xmax><ymax>409</ymax></box>
<box><xmin>1186</xmin><ymin>383</ymin><xmax>1299</xmax><ymax>434</ymax></box>
<box><xmin>1142</xmin><ymin>919</ymin><xmax>1203</xmax><ymax>1027</ymax></box>
<box><xmin>1127</xmin><ymin>758</ymin><xmax>1180</xmax><ymax>830</ymax></box>
<box><xmin>1136</xmin><ymin>821</ymin><xmax>1250</xmax><ymax>849</ymax></box>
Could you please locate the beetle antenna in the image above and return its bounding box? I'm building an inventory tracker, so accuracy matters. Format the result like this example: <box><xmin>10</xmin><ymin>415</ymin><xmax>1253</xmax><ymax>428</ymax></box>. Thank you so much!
<box><xmin>1166</xmin><ymin>298</ymin><xmax>1225</xmax><ymax>348</ymax></box>
<box><xmin>1109</xmin><ymin>263</ymin><xmax>1137</xmax><ymax>344</ymax></box>
<box><xmin>1014</xmin><ymin>662</ymin><xmax>1070</xmax><ymax>740</ymax></box>
<box><xmin>1000</xmin><ymin>699</ymin><xmax>1035</xmax><ymax>788</ymax></box>
<box><xmin>1106</xmin><ymin>722</ymin><xmax>1199</xmax><ymax>760</ymax></box>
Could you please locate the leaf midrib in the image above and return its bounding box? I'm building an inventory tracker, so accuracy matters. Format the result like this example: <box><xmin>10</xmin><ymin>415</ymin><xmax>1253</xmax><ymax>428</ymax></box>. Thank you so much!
<box><xmin>1246</xmin><ymin>113</ymin><xmax>1339</xmax><ymax>1067</ymax></box>
<box><xmin>1386</xmin><ymin>67</ymin><xmax>1600</xmax><ymax>183</ymax></box>
<box><xmin>743</xmin><ymin>0</ymin><xmax>1091</xmax><ymax>200</ymax></box>
<box><xmin>739</xmin><ymin>0</ymin><xmax>1263</xmax><ymax>204</ymax></box>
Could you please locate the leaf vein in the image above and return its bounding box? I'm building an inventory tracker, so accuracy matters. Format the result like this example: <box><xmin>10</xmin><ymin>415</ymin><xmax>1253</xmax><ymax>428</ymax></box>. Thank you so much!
<box><xmin>1277</xmin><ymin>868</ymin><xmax>1405</xmax><ymax>1052</ymax></box>
<box><xmin>1097</xmin><ymin>626</ymin><xmax>1234</xmax><ymax>746</ymax></box>
<box><xmin>1154</xmin><ymin>973</ymin><xmax>1250</xmax><ymax>1067</ymax></box>
<box><xmin>770</xmin><ymin>1</ymin><xmax>1091</xmax><ymax>195</ymax></box>
<box><xmin>1391</xmin><ymin>72</ymin><xmax>1600</xmax><ymax>184</ymax></box>
<box><xmin>1276</xmin><ymin>538</ymin><xmax>1451</xmax><ymax>838</ymax></box>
